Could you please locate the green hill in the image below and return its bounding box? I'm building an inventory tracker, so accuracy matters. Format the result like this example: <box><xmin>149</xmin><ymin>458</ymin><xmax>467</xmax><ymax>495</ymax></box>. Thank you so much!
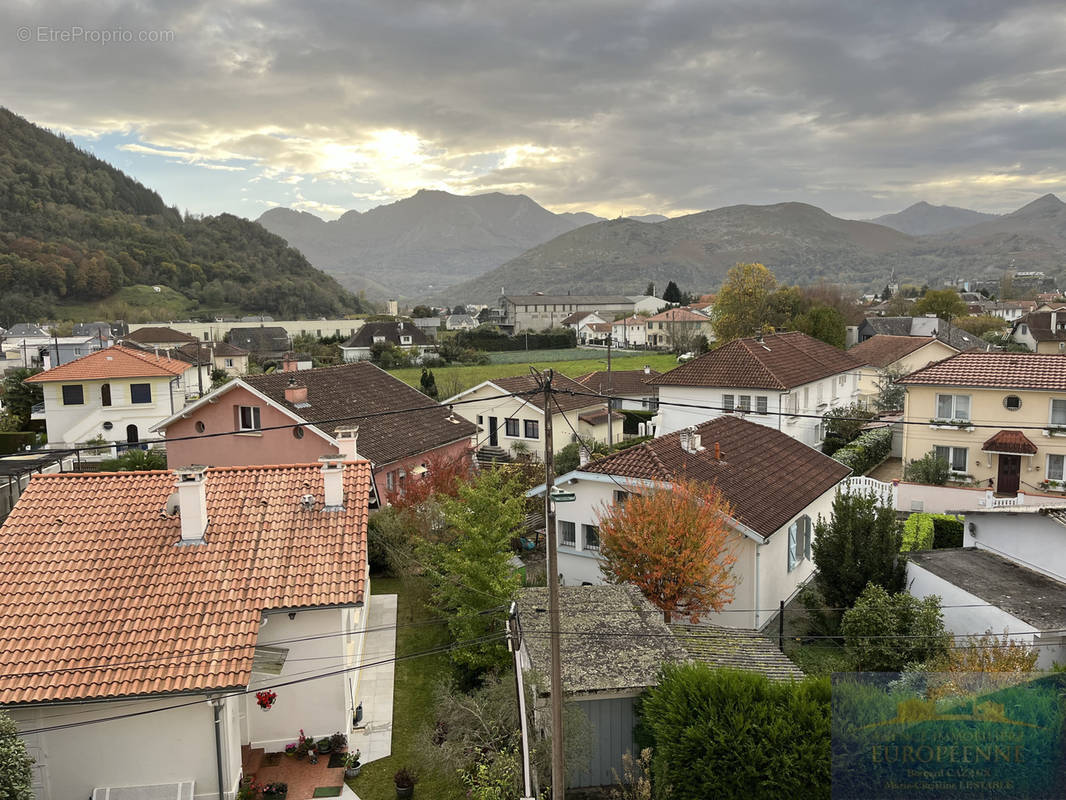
<box><xmin>0</xmin><ymin>107</ymin><xmax>363</xmax><ymax>325</ymax></box>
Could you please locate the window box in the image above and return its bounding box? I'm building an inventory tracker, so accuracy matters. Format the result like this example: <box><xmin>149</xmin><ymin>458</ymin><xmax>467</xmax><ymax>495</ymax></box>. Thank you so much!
<box><xmin>1043</xmin><ymin>427</ymin><xmax>1066</xmax><ymax>437</ymax></box>
<box><xmin>929</xmin><ymin>419</ymin><xmax>975</xmax><ymax>431</ymax></box>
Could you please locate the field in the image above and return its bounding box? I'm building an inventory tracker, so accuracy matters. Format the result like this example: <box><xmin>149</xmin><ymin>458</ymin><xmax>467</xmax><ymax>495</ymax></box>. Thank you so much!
<box><xmin>388</xmin><ymin>350</ymin><xmax>680</xmax><ymax>396</ymax></box>
<box><xmin>53</xmin><ymin>284</ymin><xmax>242</xmax><ymax>323</ymax></box>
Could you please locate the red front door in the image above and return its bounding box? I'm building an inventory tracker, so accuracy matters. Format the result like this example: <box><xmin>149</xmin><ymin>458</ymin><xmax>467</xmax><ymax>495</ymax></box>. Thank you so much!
<box><xmin>997</xmin><ymin>454</ymin><xmax>1021</xmax><ymax>495</ymax></box>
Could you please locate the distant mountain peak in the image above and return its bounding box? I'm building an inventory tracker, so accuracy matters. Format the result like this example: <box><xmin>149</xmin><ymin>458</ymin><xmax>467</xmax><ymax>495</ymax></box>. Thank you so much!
<box><xmin>1014</xmin><ymin>193</ymin><xmax>1065</xmax><ymax>215</ymax></box>
<box><xmin>869</xmin><ymin>201</ymin><xmax>999</xmax><ymax>236</ymax></box>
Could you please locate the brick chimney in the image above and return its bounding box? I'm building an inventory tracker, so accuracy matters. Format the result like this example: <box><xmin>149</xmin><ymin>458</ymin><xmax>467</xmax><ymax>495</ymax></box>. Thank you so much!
<box><xmin>320</xmin><ymin>455</ymin><xmax>345</xmax><ymax>510</ymax></box>
<box><xmin>336</xmin><ymin>425</ymin><xmax>360</xmax><ymax>460</ymax></box>
<box><xmin>282</xmin><ymin>351</ymin><xmax>299</xmax><ymax>372</ymax></box>
<box><xmin>174</xmin><ymin>466</ymin><xmax>209</xmax><ymax>544</ymax></box>
<box><xmin>285</xmin><ymin>377</ymin><xmax>308</xmax><ymax>405</ymax></box>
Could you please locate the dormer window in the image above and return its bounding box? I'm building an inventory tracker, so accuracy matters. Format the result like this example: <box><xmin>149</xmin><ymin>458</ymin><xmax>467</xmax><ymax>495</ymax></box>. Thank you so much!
<box><xmin>400</xmin><ymin>335</ymin><xmax>412</xmax><ymax>345</ymax></box>
<box><xmin>372</xmin><ymin>335</ymin><xmax>386</xmax><ymax>344</ymax></box>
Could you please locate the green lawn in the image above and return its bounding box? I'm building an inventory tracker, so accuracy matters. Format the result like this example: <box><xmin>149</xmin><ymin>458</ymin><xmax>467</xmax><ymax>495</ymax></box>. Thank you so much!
<box><xmin>349</xmin><ymin>578</ymin><xmax>466</xmax><ymax>800</ymax></box>
<box><xmin>54</xmin><ymin>284</ymin><xmax>243</xmax><ymax>323</ymax></box>
<box><xmin>389</xmin><ymin>351</ymin><xmax>680</xmax><ymax>396</ymax></box>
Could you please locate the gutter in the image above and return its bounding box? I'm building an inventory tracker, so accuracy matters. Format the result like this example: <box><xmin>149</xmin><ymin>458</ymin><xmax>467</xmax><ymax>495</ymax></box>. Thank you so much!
<box><xmin>210</xmin><ymin>697</ymin><xmax>226</xmax><ymax>800</ymax></box>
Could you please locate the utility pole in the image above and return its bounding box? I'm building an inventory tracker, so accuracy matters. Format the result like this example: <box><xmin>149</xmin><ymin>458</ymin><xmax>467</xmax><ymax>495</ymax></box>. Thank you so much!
<box><xmin>541</xmin><ymin>369</ymin><xmax>566</xmax><ymax>799</ymax></box>
<box><xmin>606</xmin><ymin>336</ymin><xmax>613</xmax><ymax>446</ymax></box>
<box><xmin>507</xmin><ymin>602</ymin><xmax>537</xmax><ymax>800</ymax></box>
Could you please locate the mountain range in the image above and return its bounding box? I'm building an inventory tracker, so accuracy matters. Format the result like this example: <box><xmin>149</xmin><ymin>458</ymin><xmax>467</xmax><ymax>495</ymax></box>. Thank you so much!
<box><xmin>433</xmin><ymin>194</ymin><xmax>1066</xmax><ymax>303</ymax></box>
<box><xmin>868</xmin><ymin>201</ymin><xmax>999</xmax><ymax>235</ymax></box>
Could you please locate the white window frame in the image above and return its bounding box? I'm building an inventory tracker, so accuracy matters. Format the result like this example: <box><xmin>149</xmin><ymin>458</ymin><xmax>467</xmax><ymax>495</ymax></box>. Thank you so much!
<box><xmin>559</xmin><ymin>520</ymin><xmax>576</xmax><ymax>548</ymax></box>
<box><xmin>935</xmin><ymin>445</ymin><xmax>968</xmax><ymax>474</ymax></box>
<box><xmin>582</xmin><ymin>523</ymin><xmax>600</xmax><ymax>552</ymax></box>
<box><xmin>737</xmin><ymin>395</ymin><xmax>751</xmax><ymax>412</ymax></box>
<box><xmin>756</xmin><ymin>396</ymin><xmax>768</xmax><ymax>414</ymax></box>
<box><xmin>935</xmin><ymin>394</ymin><xmax>971</xmax><ymax>422</ymax></box>
<box><xmin>238</xmin><ymin>405</ymin><xmax>261</xmax><ymax>431</ymax></box>
<box><xmin>723</xmin><ymin>394</ymin><xmax>735</xmax><ymax>412</ymax></box>
<box><xmin>224</xmin><ymin>358</ymin><xmax>234</xmax><ymax>368</ymax></box>
<box><xmin>61</xmin><ymin>384</ymin><xmax>84</xmax><ymax>406</ymax></box>
<box><xmin>504</xmin><ymin>418</ymin><xmax>520</xmax><ymax>437</ymax></box>
<box><xmin>1050</xmin><ymin>398</ymin><xmax>1066</xmax><ymax>427</ymax></box>
<box><xmin>1047</xmin><ymin>454</ymin><xmax>1065</xmax><ymax>482</ymax></box>
<box><xmin>400</xmin><ymin>335</ymin><xmax>412</xmax><ymax>345</ymax></box>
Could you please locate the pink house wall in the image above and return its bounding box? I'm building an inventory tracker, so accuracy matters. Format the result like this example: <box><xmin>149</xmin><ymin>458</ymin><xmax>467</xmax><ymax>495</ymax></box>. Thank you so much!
<box><xmin>163</xmin><ymin>385</ymin><xmax>337</xmax><ymax>468</ymax></box>
<box><xmin>164</xmin><ymin>385</ymin><xmax>475</xmax><ymax>492</ymax></box>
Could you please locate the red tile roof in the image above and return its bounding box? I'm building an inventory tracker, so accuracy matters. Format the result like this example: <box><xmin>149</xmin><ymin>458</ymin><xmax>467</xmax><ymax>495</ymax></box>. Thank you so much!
<box><xmin>575</xmin><ymin>369</ymin><xmax>661</xmax><ymax>397</ymax></box>
<box><xmin>0</xmin><ymin>463</ymin><xmax>370</xmax><ymax>704</ymax></box>
<box><xmin>898</xmin><ymin>351</ymin><xmax>1066</xmax><ymax>390</ymax></box>
<box><xmin>848</xmin><ymin>335</ymin><xmax>944</xmax><ymax>367</ymax></box>
<box><xmin>580</xmin><ymin>416</ymin><xmax>850</xmax><ymax>538</ymax></box>
<box><xmin>650</xmin><ymin>332</ymin><xmax>861</xmax><ymax>390</ymax></box>
<box><xmin>646</xmin><ymin>307</ymin><xmax>710</xmax><ymax>322</ymax></box>
<box><xmin>981</xmin><ymin>430</ymin><xmax>1038</xmax><ymax>455</ymax></box>
<box><xmin>24</xmin><ymin>345</ymin><xmax>189</xmax><ymax>383</ymax></box>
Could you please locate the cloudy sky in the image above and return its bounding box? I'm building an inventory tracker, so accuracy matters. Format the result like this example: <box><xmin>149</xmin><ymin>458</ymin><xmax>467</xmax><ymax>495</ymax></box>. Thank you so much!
<box><xmin>4</xmin><ymin>0</ymin><xmax>1066</xmax><ymax>221</ymax></box>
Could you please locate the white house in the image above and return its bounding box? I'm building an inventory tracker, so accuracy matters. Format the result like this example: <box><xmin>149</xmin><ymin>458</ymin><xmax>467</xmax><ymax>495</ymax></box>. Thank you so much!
<box><xmin>529</xmin><ymin>415</ymin><xmax>851</xmax><ymax>629</ymax></box>
<box><xmin>340</xmin><ymin>321</ymin><xmax>433</xmax><ymax>362</ymax></box>
<box><xmin>0</xmin><ymin>460</ymin><xmax>373</xmax><ymax>800</ymax></box>
<box><xmin>907</xmin><ymin>505</ymin><xmax>1066</xmax><ymax>668</ymax></box>
<box><xmin>610</xmin><ymin>316</ymin><xmax>648</xmax><ymax>348</ymax></box>
<box><xmin>650</xmin><ymin>331</ymin><xmax>863</xmax><ymax>448</ymax></box>
<box><xmin>25</xmin><ymin>345</ymin><xmax>204</xmax><ymax>450</ymax></box>
<box><xmin>561</xmin><ymin>311</ymin><xmax>607</xmax><ymax>335</ymax></box>
<box><xmin>445</xmin><ymin>373</ymin><xmax>623</xmax><ymax>460</ymax></box>
<box><xmin>574</xmin><ymin>367</ymin><xmax>661</xmax><ymax>411</ymax></box>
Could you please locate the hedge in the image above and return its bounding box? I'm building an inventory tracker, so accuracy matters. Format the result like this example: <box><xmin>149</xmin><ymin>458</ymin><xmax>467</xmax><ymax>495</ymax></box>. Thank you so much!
<box><xmin>0</xmin><ymin>431</ymin><xmax>35</xmax><ymax>455</ymax></box>
<box><xmin>830</xmin><ymin>425</ymin><xmax>893</xmax><ymax>475</ymax></box>
<box><xmin>901</xmin><ymin>513</ymin><xmax>964</xmax><ymax>552</ymax></box>
<box><xmin>640</xmin><ymin>664</ymin><xmax>831</xmax><ymax>800</ymax></box>
<box><xmin>455</xmin><ymin>328</ymin><xmax>576</xmax><ymax>352</ymax></box>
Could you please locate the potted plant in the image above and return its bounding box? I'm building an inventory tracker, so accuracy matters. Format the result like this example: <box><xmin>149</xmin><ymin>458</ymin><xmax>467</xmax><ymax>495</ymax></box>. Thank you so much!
<box><xmin>255</xmin><ymin>690</ymin><xmax>277</xmax><ymax>711</ymax></box>
<box><xmin>330</xmin><ymin>731</ymin><xmax>348</xmax><ymax>752</ymax></box>
<box><xmin>316</xmin><ymin>736</ymin><xmax>333</xmax><ymax>754</ymax></box>
<box><xmin>263</xmin><ymin>783</ymin><xmax>288</xmax><ymax>800</ymax></box>
<box><xmin>236</xmin><ymin>778</ymin><xmax>263</xmax><ymax>800</ymax></box>
<box><xmin>394</xmin><ymin>767</ymin><xmax>416</xmax><ymax>799</ymax></box>
<box><xmin>344</xmin><ymin>749</ymin><xmax>362</xmax><ymax>779</ymax></box>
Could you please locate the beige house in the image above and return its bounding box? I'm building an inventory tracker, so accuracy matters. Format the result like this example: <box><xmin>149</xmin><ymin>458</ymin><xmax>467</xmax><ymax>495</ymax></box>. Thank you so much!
<box><xmin>847</xmin><ymin>334</ymin><xmax>958</xmax><ymax>406</ymax></box>
<box><xmin>1010</xmin><ymin>306</ymin><xmax>1066</xmax><ymax>353</ymax></box>
<box><xmin>645</xmin><ymin>307</ymin><xmax>714</xmax><ymax>351</ymax></box>
<box><xmin>899</xmin><ymin>352</ymin><xmax>1066</xmax><ymax>495</ymax></box>
<box><xmin>445</xmin><ymin>373</ymin><xmax>623</xmax><ymax>460</ymax></box>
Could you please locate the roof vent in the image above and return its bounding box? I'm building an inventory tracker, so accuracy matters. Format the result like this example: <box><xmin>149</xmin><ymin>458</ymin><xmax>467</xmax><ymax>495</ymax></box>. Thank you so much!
<box><xmin>300</xmin><ymin>493</ymin><xmax>316</xmax><ymax>510</ymax></box>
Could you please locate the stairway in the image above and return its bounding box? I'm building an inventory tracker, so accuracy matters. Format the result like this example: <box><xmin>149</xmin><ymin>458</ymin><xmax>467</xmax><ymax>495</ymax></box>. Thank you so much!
<box><xmin>476</xmin><ymin>445</ymin><xmax>512</xmax><ymax>467</ymax></box>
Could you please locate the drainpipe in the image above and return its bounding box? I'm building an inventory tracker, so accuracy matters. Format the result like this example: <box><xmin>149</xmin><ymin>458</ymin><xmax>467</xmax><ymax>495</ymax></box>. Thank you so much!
<box><xmin>210</xmin><ymin>697</ymin><xmax>226</xmax><ymax>800</ymax></box>
<box><xmin>754</xmin><ymin>542</ymin><xmax>762</xmax><ymax>629</ymax></box>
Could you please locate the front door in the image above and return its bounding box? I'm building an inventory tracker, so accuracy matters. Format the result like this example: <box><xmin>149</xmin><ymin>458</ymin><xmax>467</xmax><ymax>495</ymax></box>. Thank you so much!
<box><xmin>488</xmin><ymin>416</ymin><xmax>498</xmax><ymax>447</ymax></box>
<box><xmin>997</xmin><ymin>454</ymin><xmax>1021</xmax><ymax>495</ymax></box>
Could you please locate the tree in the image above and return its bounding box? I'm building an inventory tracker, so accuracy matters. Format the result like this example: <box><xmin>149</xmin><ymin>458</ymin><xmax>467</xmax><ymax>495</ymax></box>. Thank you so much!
<box><xmin>383</xmin><ymin>447</ymin><xmax>473</xmax><ymax>510</ymax></box>
<box><xmin>914</xmin><ymin>289</ymin><xmax>967</xmax><ymax>322</ymax></box>
<box><xmin>411</xmin><ymin>304</ymin><xmax>433</xmax><ymax>318</ymax></box>
<box><xmin>0</xmin><ymin>369</ymin><xmax>42</xmax><ymax>429</ymax></box>
<box><xmin>793</xmin><ymin>304</ymin><xmax>846</xmax><ymax>348</ymax></box>
<box><xmin>98</xmin><ymin>448</ymin><xmax>167</xmax><ymax>471</ymax></box>
<box><xmin>210</xmin><ymin>368</ymin><xmax>231</xmax><ymax>389</ymax></box>
<box><xmin>873</xmin><ymin>364</ymin><xmax>907</xmax><ymax>412</ymax></box>
<box><xmin>841</xmin><ymin>583</ymin><xmax>951</xmax><ymax>671</ymax></box>
<box><xmin>811</xmin><ymin>491</ymin><xmax>906</xmax><ymax>615</ymax></box>
<box><xmin>903</xmin><ymin>449</ymin><xmax>950</xmax><ymax>485</ymax></box>
<box><xmin>645</xmin><ymin>281</ymin><xmax>656</xmax><ymax>297</ymax></box>
<box><xmin>0</xmin><ymin>709</ymin><xmax>33</xmax><ymax>800</ymax></box>
<box><xmin>711</xmin><ymin>262</ymin><xmax>778</xmax><ymax>342</ymax></box>
<box><xmin>953</xmin><ymin>314</ymin><xmax>1006</xmax><ymax>337</ymax></box>
<box><xmin>452</xmin><ymin>304</ymin><xmax>467</xmax><ymax>315</ymax></box>
<box><xmin>662</xmin><ymin>281</ymin><xmax>683</xmax><ymax>304</ymax></box>
<box><xmin>420</xmin><ymin>470</ymin><xmax>525</xmax><ymax>674</ymax></box>
<box><xmin>923</xmin><ymin>631</ymin><xmax>1038</xmax><ymax>699</ymax></box>
<box><xmin>764</xmin><ymin>286</ymin><xmax>809</xmax><ymax>330</ymax></box>
<box><xmin>881</xmin><ymin>284</ymin><xmax>893</xmax><ymax>301</ymax></box>
<box><xmin>597</xmin><ymin>479</ymin><xmax>737</xmax><ymax>622</ymax></box>
<box><xmin>821</xmin><ymin>403</ymin><xmax>875</xmax><ymax>456</ymax></box>
<box><xmin>419</xmin><ymin>368</ymin><xmax>438</xmax><ymax>399</ymax></box>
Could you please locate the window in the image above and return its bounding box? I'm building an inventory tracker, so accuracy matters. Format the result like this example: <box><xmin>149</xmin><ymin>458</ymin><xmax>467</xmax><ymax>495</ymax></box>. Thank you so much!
<box><xmin>386</xmin><ymin>471</ymin><xmax>396</xmax><ymax>491</ymax></box>
<box><xmin>224</xmin><ymin>358</ymin><xmax>234</xmax><ymax>368</ymax></box>
<box><xmin>130</xmin><ymin>383</ymin><xmax>152</xmax><ymax>404</ymax></box>
<box><xmin>788</xmin><ymin>515</ymin><xmax>813</xmax><ymax>572</ymax></box>
<box><xmin>583</xmin><ymin>524</ymin><xmax>600</xmax><ymax>552</ymax></box>
<box><xmin>61</xmin><ymin>384</ymin><xmax>84</xmax><ymax>405</ymax></box>
<box><xmin>476</xmin><ymin>415</ymin><xmax>483</xmax><ymax>425</ymax></box>
<box><xmin>400</xmin><ymin>335</ymin><xmax>412</xmax><ymax>345</ymax></box>
<box><xmin>936</xmin><ymin>394</ymin><xmax>970</xmax><ymax>422</ymax></box>
<box><xmin>935</xmin><ymin>445</ymin><xmax>968</xmax><ymax>474</ymax></box>
<box><xmin>1048</xmin><ymin>454</ymin><xmax>1065</xmax><ymax>482</ymax></box>
<box><xmin>723</xmin><ymin>394</ymin><xmax>735</xmax><ymax>412</ymax></box>
<box><xmin>756</xmin><ymin>396</ymin><xmax>768</xmax><ymax>414</ymax></box>
<box><xmin>1051</xmin><ymin>399</ymin><xmax>1066</xmax><ymax>426</ymax></box>
<box><xmin>238</xmin><ymin>405</ymin><xmax>262</xmax><ymax>431</ymax></box>
<box><xmin>505</xmin><ymin>418</ymin><xmax>520</xmax><ymax>437</ymax></box>
<box><xmin>614</xmin><ymin>490</ymin><xmax>629</xmax><ymax>504</ymax></box>
<box><xmin>737</xmin><ymin>395</ymin><xmax>751</xmax><ymax>412</ymax></box>
<box><xmin>1004</xmin><ymin>395</ymin><xmax>1022</xmax><ymax>411</ymax></box>
<box><xmin>524</xmin><ymin>419</ymin><xmax>540</xmax><ymax>439</ymax></box>
<box><xmin>559</xmin><ymin>521</ymin><xmax>576</xmax><ymax>547</ymax></box>
<box><xmin>100</xmin><ymin>383</ymin><xmax>112</xmax><ymax>407</ymax></box>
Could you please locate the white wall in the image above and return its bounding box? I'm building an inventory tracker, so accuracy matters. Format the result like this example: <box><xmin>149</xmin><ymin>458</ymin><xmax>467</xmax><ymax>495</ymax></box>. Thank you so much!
<box><xmin>247</xmin><ymin>605</ymin><xmax>360</xmax><ymax>751</ymax></box>
<box><xmin>13</xmin><ymin>694</ymin><xmax>242</xmax><ymax>800</ymax></box>
<box><xmin>906</xmin><ymin>562</ymin><xmax>1065</xmax><ymax>669</ymax></box>
<box><xmin>40</xmin><ymin>376</ymin><xmax>183</xmax><ymax>446</ymax></box>
<box><xmin>964</xmin><ymin>512</ymin><xmax>1066</xmax><ymax>583</ymax></box>
<box><xmin>128</xmin><ymin>319</ymin><xmax>366</xmax><ymax>342</ymax></box>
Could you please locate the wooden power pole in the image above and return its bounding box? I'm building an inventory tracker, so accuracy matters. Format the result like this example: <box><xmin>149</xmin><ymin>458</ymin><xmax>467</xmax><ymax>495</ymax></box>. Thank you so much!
<box><xmin>541</xmin><ymin>369</ymin><xmax>566</xmax><ymax>798</ymax></box>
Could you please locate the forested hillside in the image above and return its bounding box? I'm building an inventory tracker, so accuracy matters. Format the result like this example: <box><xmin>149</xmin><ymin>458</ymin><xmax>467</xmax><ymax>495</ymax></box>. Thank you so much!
<box><xmin>0</xmin><ymin>108</ymin><xmax>362</xmax><ymax>324</ymax></box>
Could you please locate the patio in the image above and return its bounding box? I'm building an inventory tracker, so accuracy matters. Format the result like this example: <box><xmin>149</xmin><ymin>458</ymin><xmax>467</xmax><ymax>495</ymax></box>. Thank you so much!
<box><xmin>242</xmin><ymin>746</ymin><xmax>356</xmax><ymax>800</ymax></box>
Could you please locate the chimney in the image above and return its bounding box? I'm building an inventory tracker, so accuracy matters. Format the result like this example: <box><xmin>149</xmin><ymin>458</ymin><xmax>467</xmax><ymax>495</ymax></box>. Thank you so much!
<box><xmin>714</xmin><ymin>441</ymin><xmax>721</xmax><ymax>460</ymax></box>
<box><xmin>336</xmin><ymin>425</ymin><xmax>360</xmax><ymax>460</ymax></box>
<box><xmin>320</xmin><ymin>455</ymin><xmax>345</xmax><ymax>510</ymax></box>
<box><xmin>643</xmin><ymin>364</ymin><xmax>651</xmax><ymax>375</ymax></box>
<box><xmin>692</xmin><ymin>434</ymin><xmax>702</xmax><ymax>452</ymax></box>
<box><xmin>679</xmin><ymin>429</ymin><xmax>691</xmax><ymax>453</ymax></box>
<box><xmin>285</xmin><ymin>377</ymin><xmax>308</xmax><ymax>405</ymax></box>
<box><xmin>174</xmin><ymin>466</ymin><xmax>209</xmax><ymax>544</ymax></box>
<box><xmin>579</xmin><ymin>445</ymin><xmax>591</xmax><ymax>467</ymax></box>
<box><xmin>1052</xmin><ymin>310</ymin><xmax>1058</xmax><ymax>331</ymax></box>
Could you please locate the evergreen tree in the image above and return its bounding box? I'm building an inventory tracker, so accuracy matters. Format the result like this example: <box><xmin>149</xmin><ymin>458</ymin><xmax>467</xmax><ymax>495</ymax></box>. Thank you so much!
<box><xmin>662</xmin><ymin>281</ymin><xmax>683</xmax><ymax>304</ymax></box>
<box><xmin>420</xmin><ymin>368</ymin><xmax>438</xmax><ymax>399</ymax></box>
<box><xmin>645</xmin><ymin>281</ymin><xmax>656</xmax><ymax>297</ymax></box>
<box><xmin>881</xmin><ymin>284</ymin><xmax>892</xmax><ymax>300</ymax></box>
<box><xmin>0</xmin><ymin>710</ymin><xmax>33</xmax><ymax>800</ymax></box>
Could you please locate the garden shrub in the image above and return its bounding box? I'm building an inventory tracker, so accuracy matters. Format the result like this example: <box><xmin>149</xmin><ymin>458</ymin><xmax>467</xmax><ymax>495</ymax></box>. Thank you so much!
<box><xmin>831</xmin><ymin>426</ymin><xmax>892</xmax><ymax>475</ymax></box>
<box><xmin>903</xmin><ymin>449</ymin><xmax>950</xmax><ymax>485</ymax></box>
<box><xmin>456</xmin><ymin>328</ymin><xmax>576</xmax><ymax>352</ymax></box>
<box><xmin>901</xmin><ymin>513</ymin><xmax>963</xmax><ymax>552</ymax></box>
<box><xmin>640</xmin><ymin>664</ymin><xmax>831</xmax><ymax>800</ymax></box>
<box><xmin>841</xmin><ymin>584</ymin><xmax>951</xmax><ymax>671</ymax></box>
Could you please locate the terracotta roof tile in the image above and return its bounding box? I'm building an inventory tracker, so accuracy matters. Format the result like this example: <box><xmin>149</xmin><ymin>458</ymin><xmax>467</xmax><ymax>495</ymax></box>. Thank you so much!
<box><xmin>243</xmin><ymin>362</ymin><xmax>476</xmax><ymax>467</ymax></box>
<box><xmin>848</xmin><ymin>335</ymin><xmax>943</xmax><ymax>367</ymax></box>
<box><xmin>650</xmin><ymin>332</ymin><xmax>861</xmax><ymax>390</ymax></box>
<box><xmin>123</xmin><ymin>327</ymin><xmax>199</xmax><ymax>345</ymax></box>
<box><xmin>24</xmin><ymin>345</ymin><xmax>189</xmax><ymax>383</ymax></box>
<box><xmin>0</xmin><ymin>463</ymin><xmax>370</xmax><ymax>704</ymax></box>
<box><xmin>580</xmin><ymin>415</ymin><xmax>850</xmax><ymax>537</ymax></box>
<box><xmin>575</xmin><ymin>369</ymin><xmax>661</xmax><ymax>397</ymax></box>
<box><xmin>981</xmin><ymin>429</ymin><xmax>1038</xmax><ymax>455</ymax></box>
<box><xmin>646</xmin><ymin>307</ymin><xmax>710</xmax><ymax>322</ymax></box>
<box><xmin>898</xmin><ymin>351</ymin><xmax>1066</xmax><ymax>390</ymax></box>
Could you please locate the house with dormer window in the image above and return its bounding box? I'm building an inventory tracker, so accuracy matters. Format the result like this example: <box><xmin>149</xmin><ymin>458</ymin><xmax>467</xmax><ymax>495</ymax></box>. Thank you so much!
<box><xmin>340</xmin><ymin>321</ymin><xmax>433</xmax><ymax>362</ymax></box>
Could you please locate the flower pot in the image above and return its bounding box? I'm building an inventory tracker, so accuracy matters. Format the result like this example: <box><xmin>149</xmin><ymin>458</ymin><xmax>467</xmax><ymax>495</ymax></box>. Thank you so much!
<box><xmin>395</xmin><ymin>786</ymin><xmax>414</xmax><ymax>799</ymax></box>
<box><xmin>345</xmin><ymin>765</ymin><xmax>361</xmax><ymax>779</ymax></box>
<box><xmin>317</xmin><ymin>741</ymin><xmax>332</xmax><ymax>754</ymax></box>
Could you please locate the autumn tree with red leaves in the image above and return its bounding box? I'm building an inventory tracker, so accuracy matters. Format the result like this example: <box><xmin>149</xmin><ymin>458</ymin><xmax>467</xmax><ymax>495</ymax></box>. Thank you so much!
<box><xmin>596</xmin><ymin>478</ymin><xmax>737</xmax><ymax>622</ymax></box>
<box><xmin>383</xmin><ymin>446</ymin><xmax>474</xmax><ymax>509</ymax></box>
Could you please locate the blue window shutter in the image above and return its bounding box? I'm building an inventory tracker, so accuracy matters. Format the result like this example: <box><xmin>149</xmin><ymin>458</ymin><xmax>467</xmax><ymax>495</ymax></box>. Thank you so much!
<box><xmin>788</xmin><ymin>523</ymin><xmax>797</xmax><ymax>572</ymax></box>
<box><xmin>803</xmin><ymin>516</ymin><xmax>812</xmax><ymax>561</ymax></box>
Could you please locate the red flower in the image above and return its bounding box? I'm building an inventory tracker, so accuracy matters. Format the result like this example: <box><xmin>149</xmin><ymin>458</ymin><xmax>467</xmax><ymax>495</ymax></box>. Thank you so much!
<box><xmin>256</xmin><ymin>690</ymin><xmax>278</xmax><ymax>710</ymax></box>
